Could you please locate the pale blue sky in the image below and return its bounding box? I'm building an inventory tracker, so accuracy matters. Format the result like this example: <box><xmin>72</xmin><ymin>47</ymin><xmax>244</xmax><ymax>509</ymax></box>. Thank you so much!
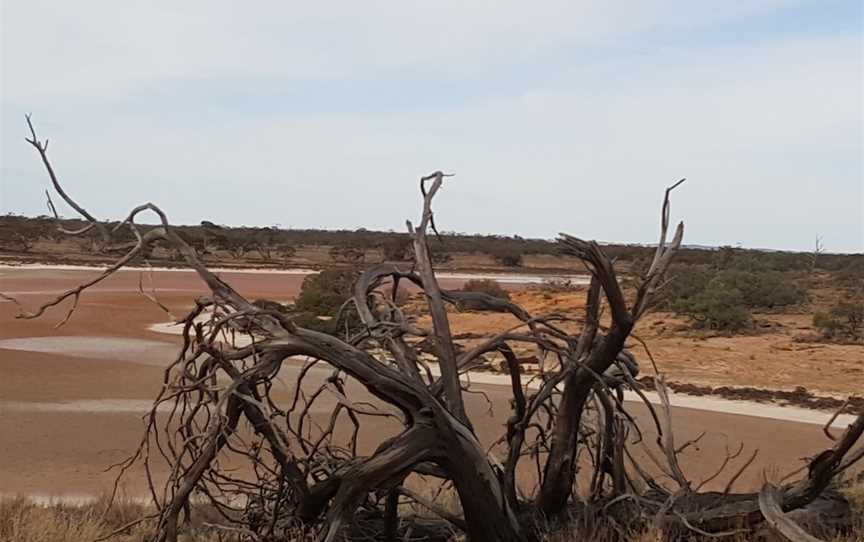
<box><xmin>1</xmin><ymin>1</ymin><xmax>862</xmax><ymax>252</ymax></box>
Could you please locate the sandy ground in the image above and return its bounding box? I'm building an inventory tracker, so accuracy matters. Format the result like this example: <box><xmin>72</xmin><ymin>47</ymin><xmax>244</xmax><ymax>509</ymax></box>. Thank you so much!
<box><xmin>426</xmin><ymin>289</ymin><xmax>864</xmax><ymax>398</ymax></box>
<box><xmin>0</xmin><ymin>267</ymin><xmax>858</xmax><ymax>500</ymax></box>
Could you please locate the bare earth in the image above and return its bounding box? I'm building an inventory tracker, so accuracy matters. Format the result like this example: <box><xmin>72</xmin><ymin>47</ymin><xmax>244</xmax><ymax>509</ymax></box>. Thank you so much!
<box><xmin>0</xmin><ymin>267</ymin><xmax>860</xmax><ymax>500</ymax></box>
<box><xmin>434</xmin><ymin>289</ymin><xmax>864</xmax><ymax>397</ymax></box>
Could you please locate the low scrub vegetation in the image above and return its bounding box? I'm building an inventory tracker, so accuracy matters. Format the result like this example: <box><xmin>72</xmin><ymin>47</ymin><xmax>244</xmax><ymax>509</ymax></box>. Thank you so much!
<box><xmin>670</xmin><ymin>283</ymin><xmax>753</xmax><ymax>332</ymax></box>
<box><xmin>488</xmin><ymin>246</ymin><xmax>523</xmax><ymax>267</ymax></box>
<box><xmin>255</xmin><ymin>269</ymin><xmax>365</xmax><ymax>335</ymax></box>
<box><xmin>292</xmin><ymin>268</ymin><xmax>361</xmax><ymax>334</ymax></box>
<box><xmin>834</xmin><ymin>259</ymin><xmax>864</xmax><ymax>289</ymax></box>
<box><xmin>460</xmin><ymin>278</ymin><xmax>510</xmax><ymax>299</ymax></box>
<box><xmin>379</xmin><ymin>236</ymin><xmax>412</xmax><ymax>261</ymax></box>
<box><xmin>814</xmin><ymin>300</ymin><xmax>864</xmax><ymax>342</ymax></box>
<box><xmin>536</xmin><ymin>277</ymin><xmax>582</xmax><ymax>293</ymax></box>
<box><xmin>3</xmin><ymin>214</ymin><xmax>863</xmax><ymax>279</ymax></box>
<box><xmin>6</xmin><ymin>486</ymin><xmax>862</xmax><ymax>542</ymax></box>
<box><xmin>664</xmin><ymin>263</ymin><xmax>805</xmax><ymax>333</ymax></box>
<box><xmin>0</xmin><ymin>497</ymin><xmax>313</xmax><ymax>542</ymax></box>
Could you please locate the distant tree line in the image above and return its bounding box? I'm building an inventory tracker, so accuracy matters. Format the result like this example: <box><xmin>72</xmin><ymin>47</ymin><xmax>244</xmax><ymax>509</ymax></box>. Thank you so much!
<box><xmin>2</xmin><ymin>214</ymin><xmax>862</xmax><ymax>275</ymax></box>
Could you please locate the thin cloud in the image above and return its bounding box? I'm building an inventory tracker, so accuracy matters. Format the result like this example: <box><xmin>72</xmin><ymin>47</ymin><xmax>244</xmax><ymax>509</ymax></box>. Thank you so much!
<box><xmin>1</xmin><ymin>1</ymin><xmax>861</xmax><ymax>252</ymax></box>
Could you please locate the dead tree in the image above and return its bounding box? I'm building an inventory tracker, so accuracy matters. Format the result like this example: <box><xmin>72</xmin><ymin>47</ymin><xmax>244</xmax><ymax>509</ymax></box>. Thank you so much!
<box><xmin>809</xmin><ymin>235</ymin><xmax>824</xmax><ymax>273</ymax></box>
<box><xmin>8</xmin><ymin>117</ymin><xmax>863</xmax><ymax>542</ymax></box>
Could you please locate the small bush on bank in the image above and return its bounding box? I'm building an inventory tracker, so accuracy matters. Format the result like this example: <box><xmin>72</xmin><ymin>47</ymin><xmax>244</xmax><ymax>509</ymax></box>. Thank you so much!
<box><xmin>293</xmin><ymin>268</ymin><xmax>361</xmax><ymax>334</ymax></box>
<box><xmin>458</xmin><ymin>279</ymin><xmax>511</xmax><ymax>310</ymax></box>
<box><xmin>295</xmin><ymin>269</ymin><xmax>357</xmax><ymax>314</ymax></box>
<box><xmin>537</xmin><ymin>278</ymin><xmax>581</xmax><ymax>293</ymax></box>
<box><xmin>814</xmin><ymin>301</ymin><xmax>864</xmax><ymax>342</ymax></box>
<box><xmin>460</xmin><ymin>279</ymin><xmax>510</xmax><ymax>301</ymax></box>
<box><xmin>489</xmin><ymin>247</ymin><xmax>523</xmax><ymax>267</ymax></box>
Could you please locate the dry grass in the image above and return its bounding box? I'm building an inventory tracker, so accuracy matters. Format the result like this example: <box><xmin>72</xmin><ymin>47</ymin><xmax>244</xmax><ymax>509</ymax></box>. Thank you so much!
<box><xmin>0</xmin><ymin>496</ymin><xmax>230</xmax><ymax>542</ymax></box>
<box><xmin>3</xmin><ymin>484</ymin><xmax>863</xmax><ymax>542</ymax></box>
<box><xmin>542</xmin><ymin>481</ymin><xmax>864</xmax><ymax>541</ymax></box>
<box><xmin>836</xmin><ymin>481</ymin><xmax>864</xmax><ymax>542</ymax></box>
<box><xmin>0</xmin><ymin>496</ymin><xmax>316</xmax><ymax>542</ymax></box>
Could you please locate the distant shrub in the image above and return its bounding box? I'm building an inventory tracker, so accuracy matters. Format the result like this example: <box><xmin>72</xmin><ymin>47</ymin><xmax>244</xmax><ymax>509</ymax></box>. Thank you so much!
<box><xmin>276</xmin><ymin>245</ymin><xmax>297</xmax><ymax>261</ymax></box>
<box><xmin>329</xmin><ymin>246</ymin><xmax>365</xmax><ymax>263</ymax></box>
<box><xmin>430</xmin><ymin>247</ymin><xmax>452</xmax><ymax>264</ymax></box>
<box><xmin>716</xmin><ymin>253</ymin><xmax>770</xmax><ymax>273</ymax></box>
<box><xmin>380</xmin><ymin>237</ymin><xmax>412</xmax><ymax>262</ymax></box>
<box><xmin>0</xmin><ymin>231</ymin><xmax>34</xmax><ymax>252</ymax></box>
<box><xmin>709</xmin><ymin>269</ymin><xmax>804</xmax><ymax>309</ymax></box>
<box><xmin>666</xmin><ymin>267</ymin><xmax>803</xmax><ymax>309</ymax></box>
<box><xmin>295</xmin><ymin>268</ymin><xmax>357</xmax><ymax>314</ymax></box>
<box><xmin>251</xmin><ymin>227</ymin><xmax>280</xmax><ymax>260</ymax></box>
<box><xmin>710</xmin><ymin>246</ymin><xmax>812</xmax><ymax>272</ymax></box>
<box><xmin>672</xmin><ymin>287</ymin><xmax>752</xmax><ymax>332</ymax></box>
<box><xmin>460</xmin><ymin>279</ymin><xmax>510</xmax><ymax>303</ymax></box>
<box><xmin>660</xmin><ymin>265</ymin><xmax>713</xmax><ymax>309</ymax></box>
<box><xmin>224</xmin><ymin>240</ymin><xmax>249</xmax><ymax>260</ymax></box>
<box><xmin>834</xmin><ymin>260</ymin><xmax>864</xmax><ymax>289</ymax></box>
<box><xmin>665</xmin><ymin>266</ymin><xmax>804</xmax><ymax>333</ymax></box>
<box><xmin>814</xmin><ymin>301</ymin><xmax>864</xmax><ymax>341</ymax></box>
<box><xmin>489</xmin><ymin>247</ymin><xmax>523</xmax><ymax>267</ymax></box>
<box><xmin>537</xmin><ymin>278</ymin><xmax>580</xmax><ymax>293</ymax></box>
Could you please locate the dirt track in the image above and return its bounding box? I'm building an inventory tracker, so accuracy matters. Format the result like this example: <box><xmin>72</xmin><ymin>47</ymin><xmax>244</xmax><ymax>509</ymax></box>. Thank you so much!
<box><xmin>0</xmin><ymin>267</ymin><xmax>853</xmax><ymax>499</ymax></box>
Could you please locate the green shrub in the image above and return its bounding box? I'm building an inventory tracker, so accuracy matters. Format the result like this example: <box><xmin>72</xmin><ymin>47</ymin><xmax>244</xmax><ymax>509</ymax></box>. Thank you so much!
<box><xmin>665</xmin><ymin>266</ymin><xmax>804</xmax><ymax>311</ymax></box>
<box><xmin>672</xmin><ymin>287</ymin><xmax>752</xmax><ymax>332</ymax></box>
<box><xmin>293</xmin><ymin>268</ymin><xmax>360</xmax><ymax>334</ymax></box>
<box><xmin>710</xmin><ymin>246</ymin><xmax>814</xmax><ymax>272</ymax></box>
<box><xmin>665</xmin><ymin>266</ymin><xmax>804</xmax><ymax>333</ymax></box>
<box><xmin>814</xmin><ymin>301</ymin><xmax>864</xmax><ymax>341</ymax></box>
<box><xmin>660</xmin><ymin>265</ymin><xmax>713</xmax><ymax>309</ymax></box>
<box><xmin>709</xmin><ymin>269</ymin><xmax>804</xmax><ymax>309</ymax></box>
<box><xmin>721</xmin><ymin>254</ymin><xmax>770</xmax><ymax>272</ymax></box>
